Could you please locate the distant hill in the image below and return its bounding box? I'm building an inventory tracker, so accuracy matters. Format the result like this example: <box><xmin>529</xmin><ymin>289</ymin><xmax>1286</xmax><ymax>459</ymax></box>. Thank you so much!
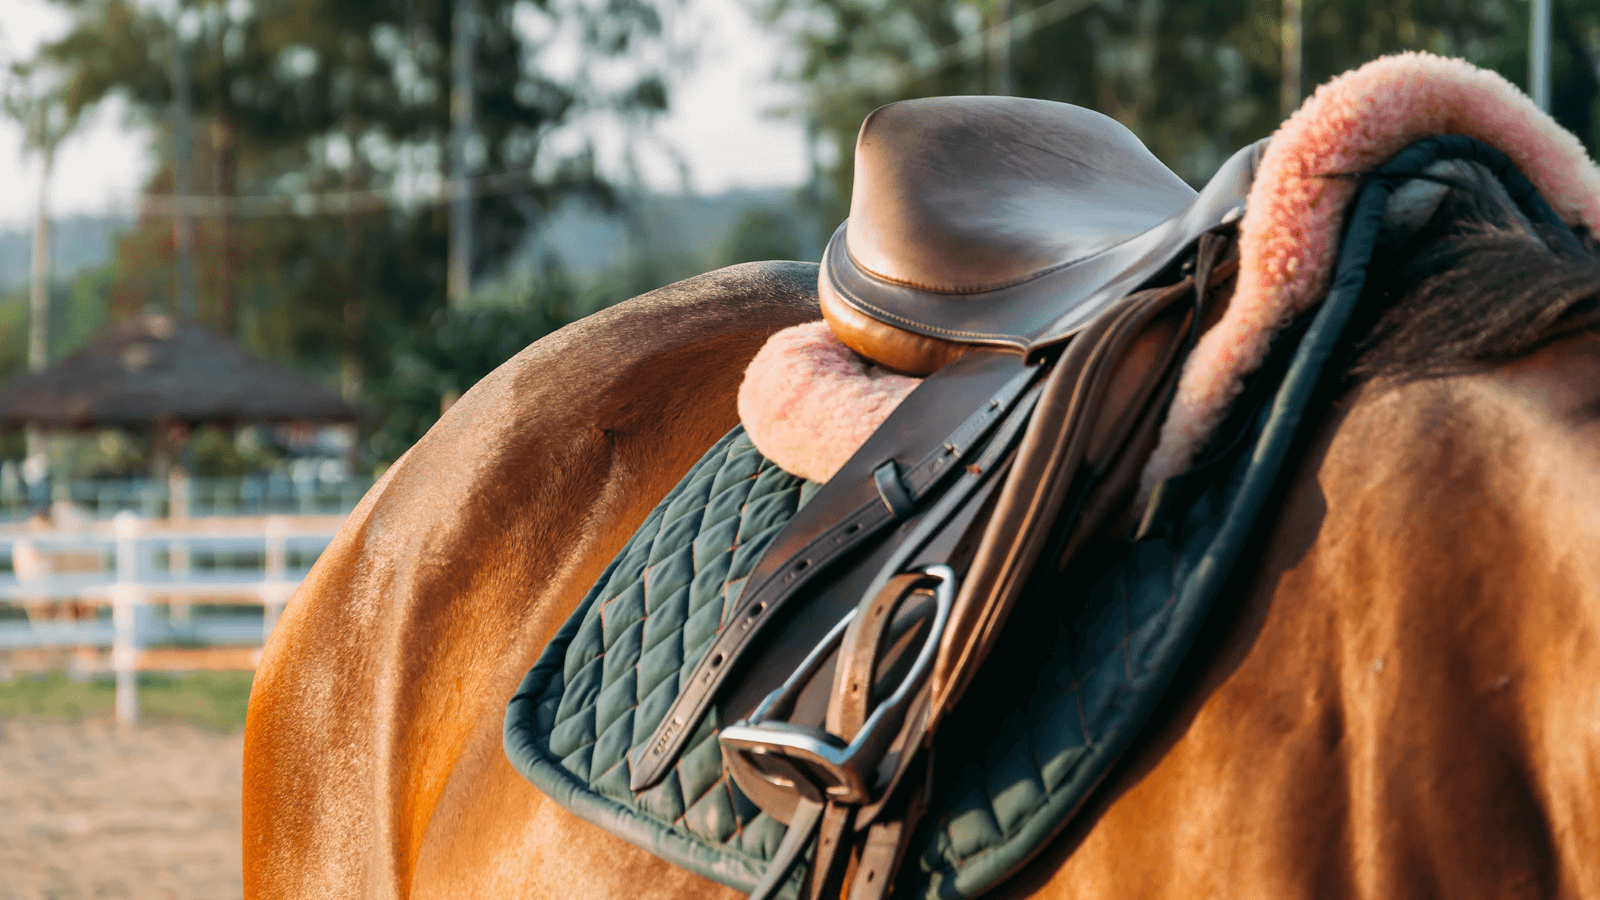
<box><xmin>513</xmin><ymin>186</ymin><xmax>823</xmax><ymax>280</ymax></box>
<box><xmin>0</xmin><ymin>188</ymin><xmax>823</xmax><ymax>293</ymax></box>
<box><xmin>0</xmin><ymin>215</ymin><xmax>132</xmax><ymax>291</ymax></box>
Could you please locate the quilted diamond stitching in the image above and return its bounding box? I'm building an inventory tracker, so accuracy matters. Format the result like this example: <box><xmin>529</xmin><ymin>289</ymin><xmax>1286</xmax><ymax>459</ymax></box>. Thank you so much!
<box><xmin>528</xmin><ymin>428</ymin><xmax>800</xmax><ymax>867</ymax></box>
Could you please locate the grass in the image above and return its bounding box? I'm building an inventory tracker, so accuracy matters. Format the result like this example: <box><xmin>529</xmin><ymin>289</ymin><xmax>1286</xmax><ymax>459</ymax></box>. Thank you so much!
<box><xmin>0</xmin><ymin>671</ymin><xmax>255</xmax><ymax>732</ymax></box>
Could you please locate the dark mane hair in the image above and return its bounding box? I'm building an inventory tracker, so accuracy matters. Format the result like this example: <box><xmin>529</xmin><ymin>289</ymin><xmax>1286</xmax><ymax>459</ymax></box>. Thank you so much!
<box><xmin>1347</xmin><ymin>170</ymin><xmax>1600</xmax><ymax>385</ymax></box>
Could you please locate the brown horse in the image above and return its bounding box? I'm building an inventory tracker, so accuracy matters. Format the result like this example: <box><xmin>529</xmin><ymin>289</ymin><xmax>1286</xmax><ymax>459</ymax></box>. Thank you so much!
<box><xmin>242</xmin><ymin>195</ymin><xmax>1600</xmax><ymax>897</ymax></box>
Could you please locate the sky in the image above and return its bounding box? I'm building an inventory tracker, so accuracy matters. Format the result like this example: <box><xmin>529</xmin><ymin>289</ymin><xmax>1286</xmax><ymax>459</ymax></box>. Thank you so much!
<box><xmin>0</xmin><ymin>0</ymin><xmax>813</xmax><ymax>229</ymax></box>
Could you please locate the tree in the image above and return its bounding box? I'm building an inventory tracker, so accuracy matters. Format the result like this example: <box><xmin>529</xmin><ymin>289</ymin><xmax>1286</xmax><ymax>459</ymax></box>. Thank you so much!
<box><xmin>3</xmin><ymin>62</ymin><xmax>84</xmax><ymax>373</ymax></box>
<box><xmin>32</xmin><ymin>0</ymin><xmax>674</xmax><ymax>399</ymax></box>
<box><xmin>768</xmin><ymin>0</ymin><xmax>1524</xmax><ymax>225</ymax></box>
<box><xmin>4</xmin><ymin>61</ymin><xmax>86</xmax><ymax>461</ymax></box>
<box><xmin>1476</xmin><ymin>0</ymin><xmax>1600</xmax><ymax>156</ymax></box>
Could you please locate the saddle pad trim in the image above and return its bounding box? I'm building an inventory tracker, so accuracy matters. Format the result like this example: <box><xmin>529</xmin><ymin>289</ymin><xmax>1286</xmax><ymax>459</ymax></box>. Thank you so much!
<box><xmin>505</xmin><ymin>428</ymin><xmax>814</xmax><ymax>897</ymax></box>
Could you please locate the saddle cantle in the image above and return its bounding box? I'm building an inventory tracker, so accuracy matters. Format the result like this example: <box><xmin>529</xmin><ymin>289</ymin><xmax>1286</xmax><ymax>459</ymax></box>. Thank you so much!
<box><xmin>821</xmin><ymin>96</ymin><xmax>1263</xmax><ymax>375</ymax></box>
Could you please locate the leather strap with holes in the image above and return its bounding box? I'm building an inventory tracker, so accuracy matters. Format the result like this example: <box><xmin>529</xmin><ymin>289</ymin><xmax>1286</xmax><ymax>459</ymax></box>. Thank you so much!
<box><xmin>629</xmin><ymin>356</ymin><xmax>1043</xmax><ymax>791</ymax></box>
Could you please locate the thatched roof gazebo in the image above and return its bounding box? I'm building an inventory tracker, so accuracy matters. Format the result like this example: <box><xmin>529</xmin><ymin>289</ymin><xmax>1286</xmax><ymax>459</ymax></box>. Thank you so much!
<box><xmin>0</xmin><ymin>314</ymin><xmax>357</xmax><ymax>429</ymax></box>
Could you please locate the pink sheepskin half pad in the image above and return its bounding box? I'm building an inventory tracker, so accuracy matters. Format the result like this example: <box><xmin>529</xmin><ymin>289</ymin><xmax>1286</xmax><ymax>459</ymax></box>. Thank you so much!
<box><xmin>738</xmin><ymin>321</ymin><xmax>919</xmax><ymax>483</ymax></box>
<box><xmin>1142</xmin><ymin>52</ymin><xmax>1600</xmax><ymax>494</ymax></box>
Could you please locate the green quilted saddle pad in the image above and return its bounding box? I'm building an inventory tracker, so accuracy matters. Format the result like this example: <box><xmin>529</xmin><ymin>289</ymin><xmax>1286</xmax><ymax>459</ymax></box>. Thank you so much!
<box><xmin>502</xmin><ymin>137</ymin><xmax>1490</xmax><ymax>898</ymax></box>
<box><xmin>504</xmin><ymin>416</ymin><xmax>1267</xmax><ymax>899</ymax></box>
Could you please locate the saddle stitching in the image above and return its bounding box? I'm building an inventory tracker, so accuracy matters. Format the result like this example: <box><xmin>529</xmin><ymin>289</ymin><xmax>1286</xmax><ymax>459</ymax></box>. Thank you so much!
<box><xmin>830</xmin><ymin>266</ymin><xmax>1027</xmax><ymax>346</ymax></box>
<box><xmin>670</xmin><ymin>769</ymin><xmax>737</xmax><ymax>828</ymax></box>
<box><xmin>845</xmin><ymin>227</ymin><xmax>1149</xmax><ymax>298</ymax></box>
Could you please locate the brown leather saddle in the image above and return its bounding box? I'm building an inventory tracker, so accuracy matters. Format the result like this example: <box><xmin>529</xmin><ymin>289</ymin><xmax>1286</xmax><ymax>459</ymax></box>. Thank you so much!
<box><xmin>629</xmin><ymin>96</ymin><xmax>1264</xmax><ymax>900</ymax></box>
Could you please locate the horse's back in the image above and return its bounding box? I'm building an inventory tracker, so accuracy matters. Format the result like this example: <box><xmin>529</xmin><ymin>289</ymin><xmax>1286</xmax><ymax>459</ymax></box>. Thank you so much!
<box><xmin>244</xmin><ymin>261</ymin><xmax>1600</xmax><ymax>900</ymax></box>
<box><xmin>1000</xmin><ymin>355</ymin><xmax>1600</xmax><ymax>899</ymax></box>
<box><xmin>242</xmin><ymin>262</ymin><xmax>819</xmax><ymax>900</ymax></box>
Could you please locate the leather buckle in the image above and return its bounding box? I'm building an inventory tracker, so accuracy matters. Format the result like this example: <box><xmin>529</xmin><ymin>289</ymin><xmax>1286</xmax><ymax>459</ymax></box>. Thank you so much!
<box><xmin>720</xmin><ymin>565</ymin><xmax>955</xmax><ymax>805</ymax></box>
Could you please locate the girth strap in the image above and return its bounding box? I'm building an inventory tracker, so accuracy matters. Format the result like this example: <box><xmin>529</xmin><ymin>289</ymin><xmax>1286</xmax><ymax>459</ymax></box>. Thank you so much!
<box><xmin>929</xmin><ymin>233</ymin><xmax>1228</xmax><ymax>723</ymax></box>
<box><xmin>745</xmin><ymin>798</ymin><xmax>825</xmax><ymax>900</ymax></box>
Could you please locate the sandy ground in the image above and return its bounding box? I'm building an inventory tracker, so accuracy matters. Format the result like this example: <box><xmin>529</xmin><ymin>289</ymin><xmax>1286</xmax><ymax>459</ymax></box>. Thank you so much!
<box><xmin>0</xmin><ymin>717</ymin><xmax>244</xmax><ymax>900</ymax></box>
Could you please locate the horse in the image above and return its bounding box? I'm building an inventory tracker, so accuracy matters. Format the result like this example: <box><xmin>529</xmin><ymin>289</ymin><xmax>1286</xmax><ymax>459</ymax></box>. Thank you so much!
<box><xmin>241</xmin><ymin>57</ymin><xmax>1600</xmax><ymax>895</ymax></box>
<box><xmin>241</xmin><ymin>171</ymin><xmax>1600</xmax><ymax>898</ymax></box>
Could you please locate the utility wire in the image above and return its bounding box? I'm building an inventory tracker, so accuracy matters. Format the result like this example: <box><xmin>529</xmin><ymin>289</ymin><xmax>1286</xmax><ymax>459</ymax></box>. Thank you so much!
<box><xmin>128</xmin><ymin>0</ymin><xmax>1102</xmax><ymax>218</ymax></box>
<box><xmin>133</xmin><ymin>168</ymin><xmax>540</xmax><ymax>218</ymax></box>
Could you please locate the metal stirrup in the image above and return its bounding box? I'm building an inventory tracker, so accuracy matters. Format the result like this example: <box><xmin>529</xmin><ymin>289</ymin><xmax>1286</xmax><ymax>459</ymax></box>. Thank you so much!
<box><xmin>719</xmin><ymin>565</ymin><xmax>956</xmax><ymax>806</ymax></box>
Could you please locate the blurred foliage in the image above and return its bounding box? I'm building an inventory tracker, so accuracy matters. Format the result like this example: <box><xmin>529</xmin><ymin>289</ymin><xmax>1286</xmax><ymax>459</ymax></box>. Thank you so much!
<box><xmin>1477</xmin><ymin>0</ymin><xmax>1599</xmax><ymax>154</ymax></box>
<box><xmin>723</xmin><ymin>208</ymin><xmax>807</xmax><ymax>263</ymax></box>
<box><xmin>32</xmin><ymin>0</ymin><xmax>676</xmax><ymax>397</ymax></box>
<box><xmin>0</xmin><ymin>270</ymin><xmax>111</xmax><ymax>375</ymax></box>
<box><xmin>365</xmin><ymin>261</ymin><xmax>578</xmax><ymax>463</ymax></box>
<box><xmin>187</xmin><ymin>424</ymin><xmax>283</xmax><ymax>476</ymax></box>
<box><xmin>768</xmin><ymin>0</ymin><xmax>1599</xmax><ymax>224</ymax></box>
<box><xmin>365</xmin><ymin>248</ymin><xmax>731</xmax><ymax>464</ymax></box>
<box><xmin>49</xmin><ymin>428</ymin><xmax>150</xmax><ymax>478</ymax></box>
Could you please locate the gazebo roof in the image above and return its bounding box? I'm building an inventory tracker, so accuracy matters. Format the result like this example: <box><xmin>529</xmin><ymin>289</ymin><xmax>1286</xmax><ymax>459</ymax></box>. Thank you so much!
<box><xmin>0</xmin><ymin>314</ymin><xmax>359</xmax><ymax>428</ymax></box>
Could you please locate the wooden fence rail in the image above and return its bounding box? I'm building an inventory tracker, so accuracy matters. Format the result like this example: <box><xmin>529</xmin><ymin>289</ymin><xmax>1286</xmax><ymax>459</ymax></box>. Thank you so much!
<box><xmin>0</xmin><ymin>512</ymin><xmax>344</xmax><ymax>723</ymax></box>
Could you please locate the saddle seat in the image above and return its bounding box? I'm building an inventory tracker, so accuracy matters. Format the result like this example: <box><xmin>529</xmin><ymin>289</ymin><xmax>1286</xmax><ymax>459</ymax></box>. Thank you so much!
<box><xmin>823</xmin><ymin>96</ymin><xmax>1264</xmax><ymax>374</ymax></box>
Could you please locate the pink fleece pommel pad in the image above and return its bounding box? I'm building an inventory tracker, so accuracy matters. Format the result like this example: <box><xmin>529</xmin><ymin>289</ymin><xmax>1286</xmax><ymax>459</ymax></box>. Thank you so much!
<box><xmin>738</xmin><ymin>54</ymin><xmax>1600</xmax><ymax>488</ymax></box>
<box><xmin>737</xmin><ymin>321</ymin><xmax>920</xmax><ymax>484</ymax></box>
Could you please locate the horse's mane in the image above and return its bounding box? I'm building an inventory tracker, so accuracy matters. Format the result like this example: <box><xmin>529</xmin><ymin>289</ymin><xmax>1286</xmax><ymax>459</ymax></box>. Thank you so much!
<box><xmin>1348</xmin><ymin>170</ymin><xmax>1600</xmax><ymax>385</ymax></box>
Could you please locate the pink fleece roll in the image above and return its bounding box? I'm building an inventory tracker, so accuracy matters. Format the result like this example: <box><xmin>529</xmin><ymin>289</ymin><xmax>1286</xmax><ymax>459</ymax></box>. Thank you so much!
<box><xmin>1143</xmin><ymin>52</ymin><xmax>1600</xmax><ymax>491</ymax></box>
<box><xmin>737</xmin><ymin>321</ymin><xmax>919</xmax><ymax>483</ymax></box>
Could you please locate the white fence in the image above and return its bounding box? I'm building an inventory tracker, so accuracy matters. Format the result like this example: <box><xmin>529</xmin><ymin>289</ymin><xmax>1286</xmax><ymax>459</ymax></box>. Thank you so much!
<box><xmin>0</xmin><ymin>473</ymin><xmax>374</xmax><ymax>521</ymax></box>
<box><xmin>0</xmin><ymin>512</ymin><xmax>344</xmax><ymax>723</ymax></box>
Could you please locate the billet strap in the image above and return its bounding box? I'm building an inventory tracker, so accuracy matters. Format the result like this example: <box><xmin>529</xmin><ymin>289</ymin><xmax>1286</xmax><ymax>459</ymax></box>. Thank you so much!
<box><xmin>827</xmin><ymin>571</ymin><xmax>928</xmax><ymax>740</ymax></box>
<box><xmin>631</xmin><ymin>356</ymin><xmax>1043</xmax><ymax>791</ymax></box>
<box><xmin>847</xmin><ymin>751</ymin><xmax>932</xmax><ymax>900</ymax></box>
<box><xmin>805</xmin><ymin>803</ymin><xmax>856</xmax><ymax>900</ymax></box>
